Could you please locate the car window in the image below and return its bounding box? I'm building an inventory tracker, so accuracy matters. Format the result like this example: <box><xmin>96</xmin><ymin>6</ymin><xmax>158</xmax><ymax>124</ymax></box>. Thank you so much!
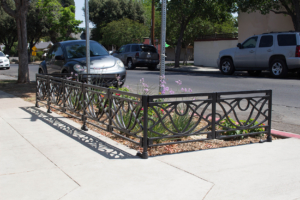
<box><xmin>46</xmin><ymin>46</ymin><xmax>55</xmax><ymax>59</ymax></box>
<box><xmin>277</xmin><ymin>34</ymin><xmax>296</xmax><ymax>46</ymax></box>
<box><xmin>242</xmin><ymin>37</ymin><xmax>258</xmax><ymax>49</ymax></box>
<box><xmin>0</xmin><ymin>52</ymin><xmax>5</xmax><ymax>57</ymax></box>
<box><xmin>131</xmin><ymin>45</ymin><xmax>140</xmax><ymax>52</ymax></box>
<box><xmin>53</xmin><ymin>46</ymin><xmax>64</xmax><ymax>58</ymax></box>
<box><xmin>125</xmin><ymin>45</ymin><xmax>131</xmax><ymax>52</ymax></box>
<box><xmin>140</xmin><ymin>45</ymin><xmax>157</xmax><ymax>52</ymax></box>
<box><xmin>259</xmin><ymin>35</ymin><xmax>273</xmax><ymax>48</ymax></box>
<box><xmin>119</xmin><ymin>46</ymin><xmax>125</xmax><ymax>53</ymax></box>
<box><xmin>65</xmin><ymin>41</ymin><xmax>108</xmax><ymax>59</ymax></box>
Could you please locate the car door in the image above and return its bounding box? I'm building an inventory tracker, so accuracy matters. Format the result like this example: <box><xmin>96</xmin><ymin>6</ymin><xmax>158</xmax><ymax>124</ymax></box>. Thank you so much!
<box><xmin>256</xmin><ymin>35</ymin><xmax>274</xmax><ymax>68</ymax></box>
<box><xmin>51</xmin><ymin>45</ymin><xmax>65</xmax><ymax>73</ymax></box>
<box><xmin>113</xmin><ymin>45</ymin><xmax>126</xmax><ymax>63</ymax></box>
<box><xmin>234</xmin><ymin>36</ymin><xmax>258</xmax><ymax>68</ymax></box>
<box><xmin>45</xmin><ymin>46</ymin><xmax>55</xmax><ymax>74</ymax></box>
<box><xmin>124</xmin><ymin>45</ymin><xmax>131</xmax><ymax>63</ymax></box>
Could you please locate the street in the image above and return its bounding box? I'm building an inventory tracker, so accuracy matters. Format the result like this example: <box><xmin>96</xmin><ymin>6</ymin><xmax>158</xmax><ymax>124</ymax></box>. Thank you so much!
<box><xmin>1</xmin><ymin>64</ymin><xmax>300</xmax><ymax>134</ymax></box>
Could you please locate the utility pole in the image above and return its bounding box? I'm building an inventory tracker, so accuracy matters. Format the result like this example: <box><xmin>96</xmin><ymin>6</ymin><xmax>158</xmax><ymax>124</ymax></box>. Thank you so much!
<box><xmin>85</xmin><ymin>0</ymin><xmax>90</xmax><ymax>83</ymax></box>
<box><xmin>151</xmin><ymin>0</ymin><xmax>155</xmax><ymax>46</ymax></box>
<box><xmin>159</xmin><ymin>0</ymin><xmax>166</xmax><ymax>93</ymax></box>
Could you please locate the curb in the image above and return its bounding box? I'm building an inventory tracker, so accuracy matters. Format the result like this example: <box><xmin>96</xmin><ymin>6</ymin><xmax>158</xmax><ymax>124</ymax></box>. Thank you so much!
<box><xmin>271</xmin><ymin>129</ymin><xmax>300</xmax><ymax>139</ymax></box>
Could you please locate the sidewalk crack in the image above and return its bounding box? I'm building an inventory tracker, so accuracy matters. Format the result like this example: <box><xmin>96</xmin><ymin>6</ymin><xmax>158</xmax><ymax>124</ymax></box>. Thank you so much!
<box><xmin>155</xmin><ymin>158</ymin><xmax>215</xmax><ymax>200</ymax></box>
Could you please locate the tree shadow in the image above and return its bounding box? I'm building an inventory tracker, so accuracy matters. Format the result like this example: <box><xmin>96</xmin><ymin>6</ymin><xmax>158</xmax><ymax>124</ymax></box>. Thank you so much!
<box><xmin>21</xmin><ymin>106</ymin><xmax>138</xmax><ymax>160</ymax></box>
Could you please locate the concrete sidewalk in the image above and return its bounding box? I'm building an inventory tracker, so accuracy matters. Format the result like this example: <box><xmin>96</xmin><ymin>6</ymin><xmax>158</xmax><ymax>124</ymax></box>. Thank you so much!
<box><xmin>1</xmin><ymin>90</ymin><xmax>300</xmax><ymax>200</ymax></box>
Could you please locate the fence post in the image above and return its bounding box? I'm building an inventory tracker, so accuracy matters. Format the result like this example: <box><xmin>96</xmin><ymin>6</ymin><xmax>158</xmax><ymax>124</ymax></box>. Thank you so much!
<box><xmin>62</xmin><ymin>78</ymin><xmax>66</xmax><ymax>112</ymax></box>
<box><xmin>266</xmin><ymin>90</ymin><xmax>272</xmax><ymax>142</ymax></box>
<box><xmin>81</xmin><ymin>82</ymin><xmax>88</xmax><ymax>131</ymax></box>
<box><xmin>211</xmin><ymin>93</ymin><xmax>217</xmax><ymax>139</ymax></box>
<box><xmin>107</xmin><ymin>88</ymin><xmax>112</xmax><ymax>132</ymax></box>
<box><xmin>140</xmin><ymin>95</ymin><xmax>149</xmax><ymax>159</ymax></box>
<box><xmin>47</xmin><ymin>76</ymin><xmax>52</xmax><ymax>113</ymax></box>
<box><xmin>35</xmin><ymin>74</ymin><xmax>39</xmax><ymax>108</ymax></box>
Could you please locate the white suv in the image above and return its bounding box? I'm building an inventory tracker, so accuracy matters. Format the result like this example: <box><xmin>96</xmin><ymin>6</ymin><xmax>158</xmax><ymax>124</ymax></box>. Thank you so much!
<box><xmin>0</xmin><ymin>51</ymin><xmax>10</xmax><ymax>70</ymax></box>
<box><xmin>217</xmin><ymin>32</ymin><xmax>300</xmax><ymax>78</ymax></box>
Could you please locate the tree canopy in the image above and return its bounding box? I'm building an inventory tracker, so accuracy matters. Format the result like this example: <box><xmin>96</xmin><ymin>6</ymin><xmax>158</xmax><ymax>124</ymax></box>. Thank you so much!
<box><xmin>88</xmin><ymin>0</ymin><xmax>145</xmax><ymax>42</ymax></box>
<box><xmin>102</xmin><ymin>18</ymin><xmax>149</xmax><ymax>48</ymax></box>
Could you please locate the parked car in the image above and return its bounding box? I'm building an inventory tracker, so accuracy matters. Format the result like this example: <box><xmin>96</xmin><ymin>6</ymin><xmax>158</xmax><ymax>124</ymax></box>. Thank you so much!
<box><xmin>112</xmin><ymin>43</ymin><xmax>159</xmax><ymax>70</ymax></box>
<box><xmin>0</xmin><ymin>51</ymin><xmax>10</xmax><ymax>70</ymax></box>
<box><xmin>38</xmin><ymin>40</ymin><xmax>126</xmax><ymax>87</ymax></box>
<box><xmin>217</xmin><ymin>31</ymin><xmax>300</xmax><ymax>78</ymax></box>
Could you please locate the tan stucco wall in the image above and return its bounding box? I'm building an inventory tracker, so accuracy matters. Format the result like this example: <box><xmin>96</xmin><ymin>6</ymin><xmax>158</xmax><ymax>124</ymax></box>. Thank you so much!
<box><xmin>238</xmin><ymin>11</ymin><xmax>294</xmax><ymax>43</ymax></box>
<box><xmin>194</xmin><ymin>40</ymin><xmax>238</xmax><ymax>67</ymax></box>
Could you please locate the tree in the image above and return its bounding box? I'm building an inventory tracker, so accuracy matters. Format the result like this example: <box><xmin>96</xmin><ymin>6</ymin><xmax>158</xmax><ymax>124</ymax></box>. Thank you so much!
<box><xmin>88</xmin><ymin>0</ymin><xmax>145</xmax><ymax>42</ymax></box>
<box><xmin>102</xmin><ymin>18</ymin><xmax>149</xmax><ymax>48</ymax></box>
<box><xmin>38</xmin><ymin>0</ymin><xmax>81</xmax><ymax>43</ymax></box>
<box><xmin>238</xmin><ymin>0</ymin><xmax>300</xmax><ymax>31</ymax></box>
<box><xmin>158</xmin><ymin>0</ymin><xmax>236</xmax><ymax>68</ymax></box>
<box><xmin>0</xmin><ymin>1</ymin><xmax>17</xmax><ymax>55</ymax></box>
<box><xmin>0</xmin><ymin>0</ymin><xmax>30</xmax><ymax>83</ymax></box>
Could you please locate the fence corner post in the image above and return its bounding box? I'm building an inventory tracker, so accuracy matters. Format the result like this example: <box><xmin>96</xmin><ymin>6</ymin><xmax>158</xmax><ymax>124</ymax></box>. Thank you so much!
<box><xmin>81</xmin><ymin>82</ymin><xmax>88</xmax><ymax>131</ymax></box>
<box><xmin>35</xmin><ymin>74</ymin><xmax>40</xmax><ymax>108</ymax></box>
<box><xmin>267</xmin><ymin>90</ymin><xmax>272</xmax><ymax>142</ymax></box>
<box><xmin>47</xmin><ymin>76</ymin><xmax>52</xmax><ymax>113</ymax></box>
<box><xmin>139</xmin><ymin>95</ymin><xmax>149</xmax><ymax>159</ymax></box>
<box><xmin>211</xmin><ymin>93</ymin><xmax>217</xmax><ymax>139</ymax></box>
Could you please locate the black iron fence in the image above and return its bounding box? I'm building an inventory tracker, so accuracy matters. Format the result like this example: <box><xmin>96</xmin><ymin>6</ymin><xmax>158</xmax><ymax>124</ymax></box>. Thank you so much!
<box><xmin>36</xmin><ymin>74</ymin><xmax>272</xmax><ymax>159</ymax></box>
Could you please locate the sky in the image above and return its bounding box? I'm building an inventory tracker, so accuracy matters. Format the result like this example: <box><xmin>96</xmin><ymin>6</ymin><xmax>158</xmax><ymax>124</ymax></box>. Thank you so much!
<box><xmin>74</xmin><ymin>0</ymin><xmax>94</xmax><ymax>28</ymax></box>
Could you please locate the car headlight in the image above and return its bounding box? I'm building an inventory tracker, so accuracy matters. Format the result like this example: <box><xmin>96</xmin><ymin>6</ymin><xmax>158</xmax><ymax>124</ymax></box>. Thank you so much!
<box><xmin>116</xmin><ymin>60</ymin><xmax>124</xmax><ymax>68</ymax></box>
<box><xmin>4</xmin><ymin>59</ymin><xmax>9</xmax><ymax>63</ymax></box>
<box><xmin>73</xmin><ymin>64</ymin><xmax>87</xmax><ymax>72</ymax></box>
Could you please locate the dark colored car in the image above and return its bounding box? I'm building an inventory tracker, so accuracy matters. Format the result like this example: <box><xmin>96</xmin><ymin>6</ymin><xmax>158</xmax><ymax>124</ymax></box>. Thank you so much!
<box><xmin>38</xmin><ymin>40</ymin><xmax>126</xmax><ymax>86</ymax></box>
<box><xmin>112</xmin><ymin>44</ymin><xmax>159</xmax><ymax>70</ymax></box>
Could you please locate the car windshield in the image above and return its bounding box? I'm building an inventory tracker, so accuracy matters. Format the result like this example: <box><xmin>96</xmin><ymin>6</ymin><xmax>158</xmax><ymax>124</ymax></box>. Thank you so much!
<box><xmin>0</xmin><ymin>52</ymin><xmax>5</xmax><ymax>57</ymax></box>
<box><xmin>65</xmin><ymin>42</ymin><xmax>108</xmax><ymax>59</ymax></box>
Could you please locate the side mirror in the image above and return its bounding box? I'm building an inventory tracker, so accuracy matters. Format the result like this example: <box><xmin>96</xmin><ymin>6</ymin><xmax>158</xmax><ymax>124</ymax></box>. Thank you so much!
<box><xmin>55</xmin><ymin>55</ymin><xmax>64</xmax><ymax>60</ymax></box>
<box><xmin>6</xmin><ymin>54</ymin><xmax>9</xmax><ymax>59</ymax></box>
<box><xmin>237</xmin><ymin>43</ymin><xmax>242</xmax><ymax>49</ymax></box>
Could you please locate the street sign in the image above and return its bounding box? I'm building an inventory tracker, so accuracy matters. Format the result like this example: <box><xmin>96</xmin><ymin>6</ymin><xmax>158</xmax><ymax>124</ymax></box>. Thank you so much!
<box><xmin>32</xmin><ymin>46</ymin><xmax>37</xmax><ymax>51</ymax></box>
<box><xmin>32</xmin><ymin>51</ymin><xmax>36</xmax><ymax>56</ymax></box>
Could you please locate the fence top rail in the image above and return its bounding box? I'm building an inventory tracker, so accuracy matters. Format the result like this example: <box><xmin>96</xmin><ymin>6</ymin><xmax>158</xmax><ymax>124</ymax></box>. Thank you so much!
<box><xmin>217</xmin><ymin>90</ymin><xmax>272</xmax><ymax>96</ymax></box>
<box><xmin>149</xmin><ymin>93</ymin><xmax>213</xmax><ymax>101</ymax></box>
<box><xmin>110</xmin><ymin>88</ymin><xmax>143</xmax><ymax>99</ymax></box>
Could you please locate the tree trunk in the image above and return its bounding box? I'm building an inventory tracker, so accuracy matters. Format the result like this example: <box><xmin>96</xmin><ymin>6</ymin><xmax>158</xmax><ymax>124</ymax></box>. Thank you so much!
<box><xmin>293</xmin><ymin>0</ymin><xmax>300</xmax><ymax>31</ymax></box>
<box><xmin>16</xmin><ymin>14</ymin><xmax>30</xmax><ymax>83</ymax></box>
<box><xmin>174</xmin><ymin>21</ymin><xmax>188</xmax><ymax>68</ymax></box>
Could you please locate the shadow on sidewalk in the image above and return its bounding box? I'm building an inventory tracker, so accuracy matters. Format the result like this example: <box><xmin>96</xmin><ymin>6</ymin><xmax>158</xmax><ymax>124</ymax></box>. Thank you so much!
<box><xmin>21</xmin><ymin>107</ymin><xmax>138</xmax><ymax>160</ymax></box>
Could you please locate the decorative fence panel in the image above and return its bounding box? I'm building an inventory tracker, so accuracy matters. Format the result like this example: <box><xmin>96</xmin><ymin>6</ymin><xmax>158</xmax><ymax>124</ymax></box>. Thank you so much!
<box><xmin>36</xmin><ymin>74</ymin><xmax>272</xmax><ymax>159</ymax></box>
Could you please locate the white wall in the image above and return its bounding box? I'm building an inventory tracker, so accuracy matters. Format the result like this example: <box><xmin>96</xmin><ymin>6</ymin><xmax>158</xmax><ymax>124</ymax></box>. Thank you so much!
<box><xmin>194</xmin><ymin>40</ymin><xmax>238</xmax><ymax>67</ymax></box>
<box><xmin>238</xmin><ymin>11</ymin><xmax>294</xmax><ymax>43</ymax></box>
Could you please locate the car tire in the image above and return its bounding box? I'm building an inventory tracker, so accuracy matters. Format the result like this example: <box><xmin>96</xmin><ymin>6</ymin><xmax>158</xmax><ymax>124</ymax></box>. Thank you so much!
<box><xmin>220</xmin><ymin>58</ymin><xmax>235</xmax><ymax>75</ymax></box>
<box><xmin>6</xmin><ymin>67</ymin><xmax>10</xmax><ymax>70</ymax></box>
<box><xmin>248</xmin><ymin>70</ymin><xmax>261</xmax><ymax>76</ymax></box>
<box><xmin>270</xmin><ymin>59</ymin><xmax>288</xmax><ymax>78</ymax></box>
<box><xmin>148</xmin><ymin>65</ymin><xmax>157</xmax><ymax>70</ymax></box>
<box><xmin>127</xmin><ymin>58</ymin><xmax>136</xmax><ymax>70</ymax></box>
<box><xmin>39</xmin><ymin>69</ymin><xmax>44</xmax><ymax>74</ymax></box>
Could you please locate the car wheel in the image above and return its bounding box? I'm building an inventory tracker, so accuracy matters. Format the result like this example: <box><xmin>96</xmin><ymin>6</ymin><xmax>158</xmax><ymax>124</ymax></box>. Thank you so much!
<box><xmin>148</xmin><ymin>65</ymin><xmax>157</xmax><ymax>70</ymax></box>
<box><xmin>6</xmin><ymin>67</ymin><xmax>10</xmax><ymax>70</ymax></box>
<box><xmin>39</xmin><ymin>69</ymin><xmax>44</xmax><ymax>74</ymax></box>
<box><xmin>270</xmin><ymin>59</ymin><xmax>288</xmax><ymax>78</ymax></box>
<box><xmin>127</xmin><ymin>58</ymin><xmax>136</xmax><ymax>70</ymax></box>
<box><xmin>248</xmin><ymin>70</ymin><xmax>261</xmax><ymax>76</ymax></box>
<box><xmin>220</xmin><ymin>58</ymin><xmax>235</xmax><ymax>75</ymax></box>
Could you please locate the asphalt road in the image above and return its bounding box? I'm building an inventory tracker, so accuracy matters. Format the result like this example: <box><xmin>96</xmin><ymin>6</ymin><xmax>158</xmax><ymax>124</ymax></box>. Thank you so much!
<box><xmin>1</xmin><ymin>64</ymin><xmax>300</xmax><ymax>134</ymax></box>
